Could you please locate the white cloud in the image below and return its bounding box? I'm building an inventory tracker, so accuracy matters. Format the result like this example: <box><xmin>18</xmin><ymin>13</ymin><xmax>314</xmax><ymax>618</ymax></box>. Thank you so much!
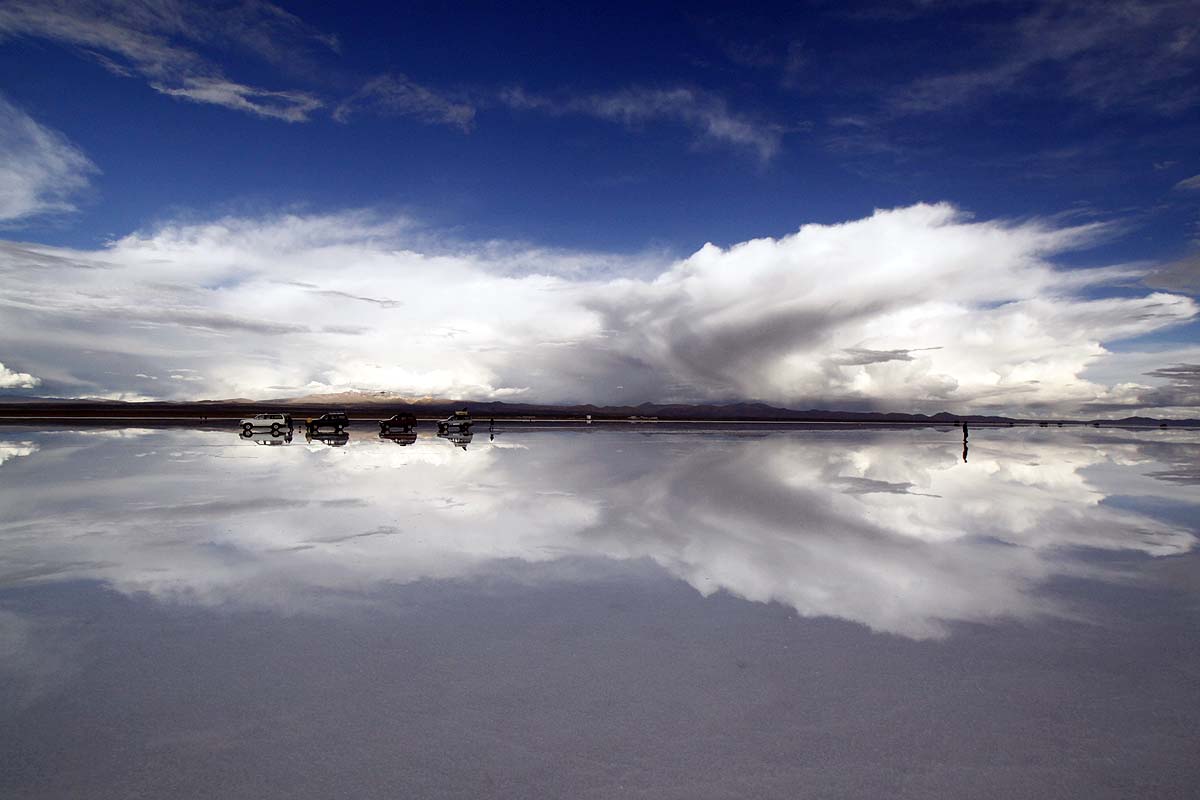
<box><xmin>0</xmin><ymin>0</ymin><xmax>329</xmax><ymax>121</ymax></box>
<box><xmin>501</xmin><ymin>86</ymin><xmax>783</xmax><ymax>161</ymax></box>
<box><xmin>0</xmin><ymin>360</ymin><xmax>41</xmax><ymax>389</ymax></box>
<box><xmin>1175</xmin><ymin>174</ymin><xmax>1200</xmax><ymax>191</ymax></box>
<box><xmin>0</xmin><ymin>440</ymin><xmax>38</xmax><ymax>466</ymax></box>
<box><xmin>0</xmin><ymin>203</ymin><xmax>1196</xmax><ymax>414</ymax></box>
<box><xmin>0</xmin><ymin>96</ymin><xmax>96</xmax><ymax>223</ymax></box>
<box><xmin>153</xmin><ymin>78</ymin><xmax>323</xmax><ymax>123</ymax></box>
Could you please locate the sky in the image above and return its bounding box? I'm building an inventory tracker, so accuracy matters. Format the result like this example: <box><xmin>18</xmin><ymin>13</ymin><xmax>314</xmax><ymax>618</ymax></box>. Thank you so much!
<box><xmin>0</xmin><ymin>0</ymin><xmax>1199</xmax><ymax>416</ymax></box>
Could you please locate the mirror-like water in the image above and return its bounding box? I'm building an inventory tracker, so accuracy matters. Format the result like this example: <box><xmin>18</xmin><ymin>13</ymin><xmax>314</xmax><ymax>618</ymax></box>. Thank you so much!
<box><xmin>1</xmin><ymin>426</ymin><xmax>1198</xmax><ymax>798</ymax></box>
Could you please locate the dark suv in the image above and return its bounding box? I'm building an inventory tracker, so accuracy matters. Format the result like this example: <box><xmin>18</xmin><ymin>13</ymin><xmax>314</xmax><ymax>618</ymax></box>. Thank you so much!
<box><xmin>379</xmin><ymin>413</ymin><xmax>417</xmax><ymax>433</ymax></box>
<box><xmin>307</xmin><ymin>411</ymin><xmax>349</xmax><ymax>432</ymax></box>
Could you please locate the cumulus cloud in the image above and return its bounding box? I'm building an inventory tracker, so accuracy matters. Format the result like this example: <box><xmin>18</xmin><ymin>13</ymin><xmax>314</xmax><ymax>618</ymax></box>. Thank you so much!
<box><xmin>0</xmin><ymin>440</ymin><xmax>38</xmax><ymax>467</ymax></box>
<box><xmin>0</xmin><ymin>203</ymin><xmax>1196</xmax><ymax>414</ymax></box>
<box><xmin>501</xmin><ymin>86</ymin><xmax>783</xmax><ymax>161</ymax></box>
<box><xmin>334</xmin><ymin>74</ymin><xmax>475</xmax><ymax>130</ymax></box>
<box><xmin>0</xmin><ymin>0</ymin><xmax>331</xmax><ymax>121</ymax></box>
<box><xmin>0</xmin><ymin>360</ymin><xmax>40</xmax><ymax>389</ymax></box>
<box><xmin>0</xmin><ymin>96</ymin><xmax>96</xmax><ymax>223</ymax></box>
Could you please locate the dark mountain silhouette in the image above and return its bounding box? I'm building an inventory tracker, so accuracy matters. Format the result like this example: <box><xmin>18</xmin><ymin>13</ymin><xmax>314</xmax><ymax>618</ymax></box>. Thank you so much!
<box><xmin>1</xmin><ymin>393</ymin><xmax>1196</xmax><ymax>426</ymax></box>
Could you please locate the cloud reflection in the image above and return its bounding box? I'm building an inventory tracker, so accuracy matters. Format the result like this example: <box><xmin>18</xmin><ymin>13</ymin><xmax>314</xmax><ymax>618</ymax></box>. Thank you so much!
<box><xmin>0</xmin><ymin>427</ymin><xmax>1195</xmax><ymax>639</ymax></box>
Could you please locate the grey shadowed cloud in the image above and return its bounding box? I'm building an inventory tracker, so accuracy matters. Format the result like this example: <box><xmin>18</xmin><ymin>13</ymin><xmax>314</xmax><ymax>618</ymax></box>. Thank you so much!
<box><xmin>0</xmin><ymin>96</ymin><xmax>97</xmax><ymax>224</ymax></box>
<box><xmin>333</xmin><ymin>74</ymin><xmax>476</xmax><ymax>131</ymax></box>
<box><xmin>1080</xmin><ymin>361</ymin><xmax>1200</xmax><ymax>415</ymax></box>
<box><xmin>0</xmin><ymin>0</ymin><xmax>334</xmax><ymax>121</ymax></box>
<box><xmin>1145</xmin><ymin>253</ymin><xmax>1200</xmax><ymax>293</ymax></box>
<box><xmin>1141</xmin><ymin>363</ymin><xmax>1200</xmax><ymax>407</ymax></box>
<box><xmin>500</xmin><ymin>85</ymin><xmax>785</xmax><ymax>162</ymax></box>
<box><xmin>832</xmin><ymin>347</ymin><xmax>941</xmax><ymax>366</ymax></box>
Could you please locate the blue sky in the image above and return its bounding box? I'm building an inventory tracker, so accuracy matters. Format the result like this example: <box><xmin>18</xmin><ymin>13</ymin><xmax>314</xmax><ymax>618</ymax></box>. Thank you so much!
<box><xmin>1</xmin><ymin>0</ymin><xmax>1199</xmax><ymax>414</ymax></box>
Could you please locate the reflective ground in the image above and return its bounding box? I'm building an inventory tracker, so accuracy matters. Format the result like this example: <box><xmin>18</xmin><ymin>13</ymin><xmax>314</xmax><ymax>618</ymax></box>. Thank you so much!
<box><xmin>1</xmin><ymin>425</ymin><xmax>1198</xmax><ymax>798</ymax></box>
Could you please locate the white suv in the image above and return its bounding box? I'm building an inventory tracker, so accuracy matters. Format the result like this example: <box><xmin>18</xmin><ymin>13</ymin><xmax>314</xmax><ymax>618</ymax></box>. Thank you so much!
<box><xmin>240</xmin><ymin>413</ymin><xmax>292</xmax><ymax>434</ymax></box>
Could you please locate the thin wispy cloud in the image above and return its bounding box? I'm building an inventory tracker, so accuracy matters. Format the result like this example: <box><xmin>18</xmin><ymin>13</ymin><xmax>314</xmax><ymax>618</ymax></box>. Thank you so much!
<box><xmin>501</xmin><ymin>86</ymin><xmax>784</xmax><ymax>161</ymax></box>
<box><xmin>1175</xmin><ymin>174</ymin><xmax>1200</xmax><ymax>191</ymax></box>
<box><xmin>0</xmin><ymin>0</ymin><xmax>332</xmax><ymax>121</ymax></box>
<box><xmin>892</xmin><ymin>0</ymin><xmax>1200</xmax><ymax>115</ymax></box>
<box><xmin>0</xmin><ymin>95</ymin><xmax>96</xmax><ymax>223</ymax></box>
<box><xmin>153</xmin><ymin>77</ymin><xmax>323</xmax><ymax>123</ymax></box>
<box><xmin>334</xmin><ymin>74</ymin><xmax>476</xmax><ymax>131</ymax></box>
<box><xmin>0</xmin><ymin>203</ymin><xmax>1195</xmax><ymax>414</ymax></box>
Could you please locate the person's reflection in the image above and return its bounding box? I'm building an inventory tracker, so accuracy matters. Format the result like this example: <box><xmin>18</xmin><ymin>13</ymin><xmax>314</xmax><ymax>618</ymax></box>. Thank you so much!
<box><xmin>962</xmin><ymin>421</ymin><xmax>969</xmax><ymax>463</ymax></box>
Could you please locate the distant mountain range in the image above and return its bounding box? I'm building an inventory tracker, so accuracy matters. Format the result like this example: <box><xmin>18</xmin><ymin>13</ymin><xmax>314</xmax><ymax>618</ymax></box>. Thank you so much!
<box><xmin>1</xmin><ymin>391</ymin><xmax>1196</xmax><ymax>426</ymax></box>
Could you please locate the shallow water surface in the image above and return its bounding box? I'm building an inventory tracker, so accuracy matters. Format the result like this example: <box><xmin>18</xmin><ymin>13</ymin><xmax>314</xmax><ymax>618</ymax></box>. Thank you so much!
<box><xmin>1</xmin><ymin>425</ymin><xmax>1198</xmax><ymax>798</ymax></box>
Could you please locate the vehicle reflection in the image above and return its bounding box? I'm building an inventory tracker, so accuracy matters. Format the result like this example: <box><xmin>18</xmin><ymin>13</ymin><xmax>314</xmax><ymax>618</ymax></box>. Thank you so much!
<box><xmin>240</xmin><ymin>429</ymin><xmax>292</xmax><ymax>446</ymax></box>
<box><xmin>305</xmin><ymin>429</ymin><xmax>350</xmax><ymax>447</ymax></box>
<box><xmin>379</xmin><ymin>430</ymin><xmax>418</xmax><ymax>446</ymax></box>
<box><xmin>437</xmin><ymin>429</ymin><xmax>473</xmax><ymax>450</ymax></box>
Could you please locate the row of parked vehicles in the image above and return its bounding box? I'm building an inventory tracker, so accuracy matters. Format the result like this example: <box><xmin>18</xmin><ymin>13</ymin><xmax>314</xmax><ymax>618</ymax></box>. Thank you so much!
<box><xmin>239</xmin><ymin>409</ymin><xmax>476</xmax><ymax>447</ymax></box>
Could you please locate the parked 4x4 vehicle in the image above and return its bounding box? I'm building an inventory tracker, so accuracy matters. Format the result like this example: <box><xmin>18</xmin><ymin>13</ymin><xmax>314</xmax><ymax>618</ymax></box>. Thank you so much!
<box><xmin>379</xmin><ymin>413</ymin><xmax>417</xmax><ymax>433</ymax></box>
<box><xmin>436</xmin><ymin>409</ymin><xmax>473</xmax><ymax>433</ymax></box>
<box><xmin>240</xmin><ymin>413</ymin><xmax>292</xmax><ymax>434</ymax></box>
<box><xmin>306</xmin><ymin>411</ymin><xmax>349</xmax><ymax>432</ymax></box>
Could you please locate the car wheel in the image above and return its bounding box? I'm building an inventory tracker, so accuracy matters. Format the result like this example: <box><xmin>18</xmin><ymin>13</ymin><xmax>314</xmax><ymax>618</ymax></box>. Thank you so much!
<box><xmin>271</xmin><ymin>424</ymin><xmax>280</xmax><ymax>434</ymax></box>
<box><xmin>242</xmin><ymin>423</ymin><xmax>253</xmax><ymax>433</ymax></box>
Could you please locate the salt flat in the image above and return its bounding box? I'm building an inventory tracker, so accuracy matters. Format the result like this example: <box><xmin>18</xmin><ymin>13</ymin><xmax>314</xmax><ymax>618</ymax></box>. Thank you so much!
<box><xmin>1</xmin><ymin>426</ymin><xmax>1197</xmax><ymax>799</ymax></box>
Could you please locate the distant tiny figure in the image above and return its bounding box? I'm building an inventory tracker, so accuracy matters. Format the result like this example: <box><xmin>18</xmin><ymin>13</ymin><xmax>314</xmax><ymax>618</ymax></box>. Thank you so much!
<box><xmin>962</xmin><ymin>440</ymin><xmax>968</xmax><ymax>463</ymax></box>
<box><xmin>963</xmin><ymin>421</ymin><xmax>969</xmax><ymax>441</ymax></box>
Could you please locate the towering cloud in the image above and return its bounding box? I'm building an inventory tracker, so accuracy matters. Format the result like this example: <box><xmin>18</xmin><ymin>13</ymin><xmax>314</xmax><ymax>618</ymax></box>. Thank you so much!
<box><xmin>0</xmin><ymin>203</ymin><xmax>1195</xmax><ymax>414</ymax></box>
